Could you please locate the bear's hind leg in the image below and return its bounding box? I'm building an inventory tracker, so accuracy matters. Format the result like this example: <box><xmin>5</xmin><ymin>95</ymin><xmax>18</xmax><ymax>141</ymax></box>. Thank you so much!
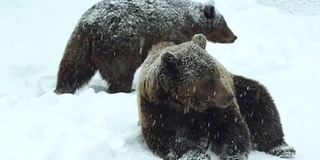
<box><xmin>55</xmin><ymin>29</ymin><xmax>97</xmax><ymax>94</ymax></box>
<box><xmin>55</xmin><ymin>55</ymin><xmax>97</xmax><ymax>94</ymax></box>
<box><xmin>233</xmin><ymin>75</ymin><xmax>295</xmax><ymax>158</ymax></box>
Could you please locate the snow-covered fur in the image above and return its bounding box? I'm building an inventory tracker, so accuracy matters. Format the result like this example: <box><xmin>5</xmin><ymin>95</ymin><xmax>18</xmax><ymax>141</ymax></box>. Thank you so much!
<box><xmin>54</xmin><ymin>0</ymin><xmax>237</xmax><ymax>94</ymax></box>
<box><xmin>138</xmin><ymin>34</ymin><xmax>250</xmax><ymax>160</ymax></box>
<box><xmin>138</xmin><ymin>34</ymin><xmax>295</xmax><ymax>160</ymax></box>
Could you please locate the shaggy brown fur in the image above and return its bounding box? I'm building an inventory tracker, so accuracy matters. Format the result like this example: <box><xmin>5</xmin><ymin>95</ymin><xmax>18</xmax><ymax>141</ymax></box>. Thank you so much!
<box><xmin>138</xmin><ymin>34</ymin><xmax>249</xmax><ymax>160</ymax></box>
<box><xmin>233</xmin><ymin>75</ymin><xmax>296</xmax><ymax>157</ymax></box>
<box><xmin>138</xmin><ymin>34</ymin><xmax>295</xmax><ymax>160</ymax></box>
<box><xmin>54</xmin><ymin>0</ymin><xmax>237</xmax><ymax>94</ymax></box>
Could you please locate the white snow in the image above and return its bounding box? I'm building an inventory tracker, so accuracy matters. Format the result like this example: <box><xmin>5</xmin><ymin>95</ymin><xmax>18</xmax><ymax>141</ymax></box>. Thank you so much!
<box><xmin>1</xmin><ymin>0</ymin><xmax>319</xmax><ymax>160</ymax></box>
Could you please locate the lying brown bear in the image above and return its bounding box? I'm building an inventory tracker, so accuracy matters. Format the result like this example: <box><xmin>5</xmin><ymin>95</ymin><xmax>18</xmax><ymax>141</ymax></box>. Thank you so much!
<box><xmin>137</xmin><ymin>34</ymin><xmax>295</xmax><ymax>160</ymax></box>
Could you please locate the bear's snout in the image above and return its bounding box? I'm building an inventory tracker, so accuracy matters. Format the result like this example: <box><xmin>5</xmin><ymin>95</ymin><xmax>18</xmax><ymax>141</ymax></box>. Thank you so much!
<box><xmin>223</xmin><ymin>35</ymin><xmax>237</xmax><ymax>43</ymax></box>
<box><xmin>223</xmin><ymin>28</ymin><xmax>237</xmax><ymax>43</ymax></box>
<box><xmin>206</xmin><ymin>26</ymin><xmax>237</xmax><ymax>44</ymax></box>
<box><xmin>230</xmin><ymin>36</ymin><xmax>237</xmax><ymax>43</ymax></box>
<box><xmin>214</xmin><ymin>92</ymin><xmax>234</xmax><ymax>109</ymax></box>
<box><xmin>227</xmin><ymin>94</ymin><xmax>234</xmax><ymax>104</ymax></box>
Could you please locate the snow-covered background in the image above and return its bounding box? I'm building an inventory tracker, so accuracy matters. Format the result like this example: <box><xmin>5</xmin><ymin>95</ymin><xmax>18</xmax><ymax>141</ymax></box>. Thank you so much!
<box><xmin>1</xmin><ymin>0</ymin><xmax>319</xmax><ymax>159</ymax></box>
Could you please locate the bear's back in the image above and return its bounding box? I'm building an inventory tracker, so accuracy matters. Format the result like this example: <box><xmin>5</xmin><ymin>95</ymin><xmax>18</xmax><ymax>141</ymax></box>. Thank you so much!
<box><xmin>77</xmin><ymin>0</ymin><xmax>201</xmax><ymax>36</ymax></box>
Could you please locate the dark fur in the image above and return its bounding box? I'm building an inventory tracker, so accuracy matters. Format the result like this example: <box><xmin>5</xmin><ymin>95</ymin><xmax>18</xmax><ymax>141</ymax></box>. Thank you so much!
<box><xmin>139</xmin><ymin>96</ymin><xmax>251</xmax><ymax>160</ymax></box>
<box><xmin>233</xmin><ymin>75</ymin><xmax>295</xmax><ymax>157</ymax></box>
<box><xmin>138</xmin><ymin>34</ymin><xmax>295</xmax><ymax>160</ymax></box>
<box><xmin>138</xmin><ymin>35</ymin><xmax>249</xmax><ymax>160</ymax></box>
<box><xmin>54</xmin><ymin>0</ymin><xmax>237</xmax><ymax>94</ymax></box>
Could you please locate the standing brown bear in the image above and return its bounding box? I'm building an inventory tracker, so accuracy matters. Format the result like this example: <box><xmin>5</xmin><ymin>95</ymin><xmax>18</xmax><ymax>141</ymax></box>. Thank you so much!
<box><xmin>137</xmin><ymin>34</ymin><xmax>295</xmax><ymax>160</ymax></box>
<box><xmin>54</xmin><ymin>0</ymin><xmax>237</xmax><ymax>94</ymax></box>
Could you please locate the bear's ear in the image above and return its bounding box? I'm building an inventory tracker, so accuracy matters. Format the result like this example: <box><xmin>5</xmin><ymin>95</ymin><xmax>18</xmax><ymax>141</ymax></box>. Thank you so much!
<box><xmin>161</xmin><ymin>52</ymin><xmax>178</xmax><ymax>68</ymax></box>
<box><xmin>192</xmin><ymin>34</ymin><xmax>207</xmax><ymax>49</ymax></box>
<box><xmin>204</xmin><ymin>5</ymin><xmax>215</xmax><ymax>19</ymax></box>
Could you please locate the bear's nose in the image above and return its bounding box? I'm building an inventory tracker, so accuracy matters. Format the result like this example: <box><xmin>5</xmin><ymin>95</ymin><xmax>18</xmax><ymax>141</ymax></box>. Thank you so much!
<box><xmin>227</xmin><ymin>94</ymin><xmax>234</xmax><ymax>103</ymax></box>
<box><xmin>234</xmin><ymin>36</ymin><xmax>237</xmax><ymax>41</ymax></box>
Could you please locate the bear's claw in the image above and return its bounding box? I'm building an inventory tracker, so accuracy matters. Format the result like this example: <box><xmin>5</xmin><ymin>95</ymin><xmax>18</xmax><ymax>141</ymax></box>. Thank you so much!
<box><xmin>268</xmin><ymin>144</ymin><xmax>296</xmax><ymax>158</ymax></box>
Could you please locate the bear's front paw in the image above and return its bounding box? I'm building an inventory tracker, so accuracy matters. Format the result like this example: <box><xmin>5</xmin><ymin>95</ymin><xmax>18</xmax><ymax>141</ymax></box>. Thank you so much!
<box><xmin>268</xmin><ymin>144</ymin><xmax>296</xmax><ymax>158</ymax></box>
<box><xmin>179</xmin><ymin>149</ymin><xmax>210</xmax><ymax>160</ymax></box>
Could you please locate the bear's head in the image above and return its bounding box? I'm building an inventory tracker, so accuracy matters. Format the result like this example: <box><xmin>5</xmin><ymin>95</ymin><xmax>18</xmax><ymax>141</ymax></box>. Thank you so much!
<box><xmin>158</xmin><ymin>34</ymin><xmax>235</xmax><ymax>112</ymax></box>
<box><xmin>197</xmin><ymin>3</ymin><xmax>237</xmax><ymax>43</ymax></box>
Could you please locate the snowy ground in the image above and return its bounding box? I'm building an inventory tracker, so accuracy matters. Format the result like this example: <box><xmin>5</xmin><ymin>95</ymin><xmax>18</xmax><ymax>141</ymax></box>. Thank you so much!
<box><xmin>1</xmin><ymin>0</ymin><xmax>320</xmax><ymax>159</ymax></box>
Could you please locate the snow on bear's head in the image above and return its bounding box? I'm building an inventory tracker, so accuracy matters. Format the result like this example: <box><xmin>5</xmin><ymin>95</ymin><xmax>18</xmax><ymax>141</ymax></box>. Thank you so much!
<box><xmin>158</xmin><ymin>34</ymin><xmax>235</xmax><ymax>112</ymax></box>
